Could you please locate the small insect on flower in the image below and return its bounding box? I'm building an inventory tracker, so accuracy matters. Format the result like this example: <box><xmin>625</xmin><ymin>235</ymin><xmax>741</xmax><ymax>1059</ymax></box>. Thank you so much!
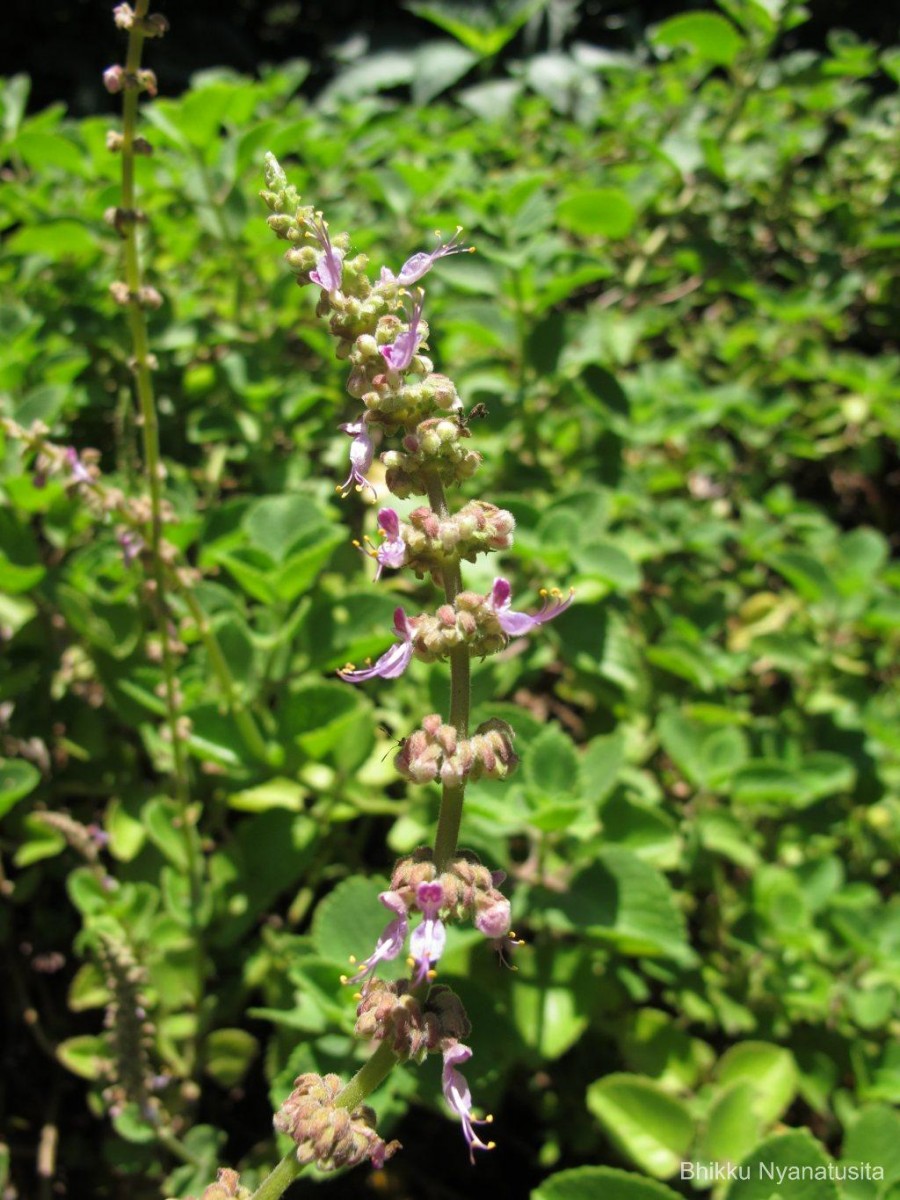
<box><xmin>376</xmin><ymin>723</ymin><xmax>408</xmax><ymax>763</ymax></box>
<box><xmin>455</xmin><ymin>402</ymin><xmax>489</xmax><ymax>430</ymax></box>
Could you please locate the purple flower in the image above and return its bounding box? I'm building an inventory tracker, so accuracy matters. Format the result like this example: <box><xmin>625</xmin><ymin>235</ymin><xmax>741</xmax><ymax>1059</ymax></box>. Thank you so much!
<box><xmin>380</xmin><ymin>228</ymin><xmax>471</xmax><ymax>287</ymax></box>
<box><xmin>474</xmin><ymin>894</ymin><xmax>511</xmax><ymax>940</ymax></box>
<box><xmin>379</xmin><ymin>291</ymin><xmax>425</xmax><ymax>373</ymax></box>
<box><xmin>337</xmin><ymin>419</ymin><xmax>376</xmax><ymax>499</ymax></box>
<box><xmin>338</xmin><ymin>607</ymin><xmax>415</xmax><ymax>683</ymax></box>
<box><xmin>117</xmin><ymin>529</ymin><xmax>144</xmax><ymax>567</ymax></box>
<box><xmin>342</xmin><ymin>890</ymin><xmax>409</xmax><ymax>987</ymax></box>
<box><xmin>373</xmin><ymin>508</ymin><xmax>406</xmax><ymax>580</ymax></box>
<box><xmin>65</xmin><ymin>447</ymin><xmax>92</xmax><ymax>485</ymax></box>
<box><xmin>489</xmin><ymin>577</ymin><xmax>574</xmax><ymax>637</ymax></box>
<box><xmin>409</xmin><ymin>880</ymin><xmax>446</xmax><ymax>985</ymax></box>
<box><xmin>306</xmin><ymin>213</ymin><xmax>344</xmax><ymax>293</ymax></box>
<box><xmin>441</xmin><ymin>1043</ymin><xmax>495</xmax><ymax>1164</ymax></box>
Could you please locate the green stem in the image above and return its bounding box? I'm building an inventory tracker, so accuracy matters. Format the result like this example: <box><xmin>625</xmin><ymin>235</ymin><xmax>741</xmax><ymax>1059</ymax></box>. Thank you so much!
<box><xmin>173</xmin><ymin>579</ymin><xmax>278</xmax><ymax>766</ymax></box>
<box><xmin>424</xmin><ymin>471</ymin><xmax>472</xmax><ymax>870</ymax></box>
<box><xmin>116</xmin><ymin>2</ymin><xmax>203</xmax><ymax>1019</ymax></box>
<box><xmin>248</xmin><ymin>1153</ymin><xmax>304</xmax><ymax>1200</ymax></box>
<box><xmin>335</xmin><ymin>1040</ymin><xmax>398</xmax><ymax>1110</ymax></box>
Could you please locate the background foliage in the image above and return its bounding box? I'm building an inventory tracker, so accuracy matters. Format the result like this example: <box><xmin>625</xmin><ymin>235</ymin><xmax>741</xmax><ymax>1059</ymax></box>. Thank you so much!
<box><xmin>1</xmin><ymin>1</ymin><xmax>898</xmax><ymax>1198</ymax></box>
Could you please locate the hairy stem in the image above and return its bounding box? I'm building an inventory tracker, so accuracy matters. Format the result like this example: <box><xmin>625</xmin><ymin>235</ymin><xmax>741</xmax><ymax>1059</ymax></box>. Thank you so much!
<box><xmin>172</xmin><ymin>579</ymin><xmax>278</xmax><ymax>766</ymax></box>
<box><xmin>424</xmin><ymin>471</ymin><xmax>472</xmax><ymax>869</ymax></box>
<box><xmin>119</xmin><ymin>2</ymin><xmax>198</xmax><ymax>898</ymax></box>
<box><xmin>248</xmin><ymin>1152</ymin><xmax>303</xmax><ymax>1200</ymax></box>
<box><xmin>116</xmin><ymin>0</ymin><xmax>204</xmax><ymax>1029</ymax></box>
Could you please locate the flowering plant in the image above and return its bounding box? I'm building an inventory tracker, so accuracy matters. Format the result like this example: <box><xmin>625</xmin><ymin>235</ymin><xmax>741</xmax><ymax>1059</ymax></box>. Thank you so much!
<box><xmin>255</xmin><ymin>155</ymin><xmax>573</xmax><ymax>1183</ymax></box>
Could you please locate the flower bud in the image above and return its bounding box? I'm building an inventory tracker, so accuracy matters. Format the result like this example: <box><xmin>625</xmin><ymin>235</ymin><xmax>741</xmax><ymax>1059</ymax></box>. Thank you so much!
<box><xmin>103</xmin><ymin>65</ymin><xmax>125</xmax><ymax>93</ymax></box>
<box><xmin>274</xmin><ymin>1073</ymin><xmax>400</xmax><ymax>1172</ymax></box>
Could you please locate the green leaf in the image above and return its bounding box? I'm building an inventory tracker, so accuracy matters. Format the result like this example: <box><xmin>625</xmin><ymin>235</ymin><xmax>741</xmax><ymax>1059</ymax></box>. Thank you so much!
<box><xmin>541</xmin><ymin>847</ymin><xmax>693</xmax><ymax>964</ymax></box>
<box><xmin>57</xmin><ymin>1035</ymin><xmax>109</xmax><ymax>1081</ymax></box>
<box><xmin>525</xmin><ymin>725</ymin><xmax>581</xmax><ymax>797</ymax></box>
<box><xmin>105</xmin><ymin>797</ymin><xmax>146</xmax><ymax>861</ymax></box>
<box><xmin>533</xmin><ymin>1166</ymin><xmax>683</xmax><ymax>1200</ymax></box>
<box><xmin>272</xmin><ymin>531</ymin><xmax>342</xmax><ymax>602</ymax></box>
<box><xmin>14</xmin><ymin>815</ymin><xmax>66</xmax><ymax>866</ymax></box>
<box><xmin>695</xmin><ymin>1081</ymin><xmax>765</xmax><ymax>1166</ymax></box>
<box><xmin>411</xmin><ymin>40</ymin><xmax>478</xmax><ymax>105</ymax></box>
<box><xmin>406</xmin><ymin>0</ymin><xmax>542</xmax><ymax>59</ymax></box>
<box><xmin>716</xmin><ymin>1043</ymin><xmax>797</xmax><ymax>1126</ymax></box>
<box><xmin>652</xmin><ymin>13</ymin><xmax>745</xmax><ymax>66</ymax></box>
<box><xmin>841</xmin><ymin>1105</ymin><xmax>900</xmax><ymax>1196</ymax></box>
<box><xmin>512</xmin><ymin>946</ymin><xmax>590</xmax><ymax>1060</ymax></box>
<box><xmin>0</xmin><ymin>758</ymin><xmax>40</xmax><ymax>819</ymax></box>
<box><xmin>66</xmin><ymin>867</ymin><xmax>110</xmax><ymax>917</ymax></box>
<box><xmin>557</xmin><ymin>189</ymin><xmax>638</xmax><ymax>239</ymax></box>
<box><xmin>280</xmin><ymin>683</ymin><xmax>368</xmax><ymax>759</ymax></box>
<box><xmin>621</xmin><ymin>1009</ymin><xmax>714</xmax><ymax>1091</ymax></box>
<box><xmin>142</xmin><ymin>797</ymin><xmax>191</xmax><ymax>870</ymax></box>
<box><xmin>725</xmin><ymin>1130</ymin><xmax>840</xmax><ymax>1199</ymax></box>
<box><xmin>586</xmin><ymin>1073</ymin><xmax>694</xmax><ymax>1178</ymax></box>
<box><xmin>310</xmin><ymin>875</ymin><xmax>401</xmax><ymax>976</ymax></box>
<box><xmin>203</xmin><ymin>1028</ymin><xmax>259</xmax><ymax>1088</ymax></box>
<box><xmin>67</xmin><ymin>963</ymin><xmax>109</xmax><ymax>1012</ymax></box>
<box><xmin>242</xmin><ymin>494</ymin><xmax>332</xmax><ymax>564</ymax></box>
<box><xmin>575</xmin><ymin>541</ymin><xmax>641</xmax><ymax>591</ymax></box>
<box><xmin>580</xmin><ymin>731</ymin><xmax>626</xmax><ymax>805</ymax></box>
<box><xmin>227</xmin><ymin>777</ymin><xmax>307</xmax><ymax>813</ymax></box>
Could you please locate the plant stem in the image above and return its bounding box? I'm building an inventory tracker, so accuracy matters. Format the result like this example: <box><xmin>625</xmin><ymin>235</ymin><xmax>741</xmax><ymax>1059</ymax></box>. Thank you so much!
<box><xmin>424</xmin><ymin>471</ymin><xmax>472</xmax><ymax>869</ymax></box>
<box><xmin>120</xmin><ymin>3</ymin><xmax>198</xmax><ymax>894</ymax></box>
<box><xmin>248</xmin><ymin>1152</ymin><xmax>303</xmax><ymax>1200</ymax></box>
<box><xmin>116</xmin><ymin>1</ymin><xmax>203</xmax><ymax>1007</ymax></box>
<box><xmin>172</xmin><ymin>578</ymin><xmax>279</xmax><ymax>766</ymax></box>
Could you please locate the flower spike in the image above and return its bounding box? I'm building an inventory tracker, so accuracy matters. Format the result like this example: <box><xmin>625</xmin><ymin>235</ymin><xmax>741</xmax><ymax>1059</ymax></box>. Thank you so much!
<box><xmin>338</xmin><ymin>607</ymin><xmax>415</xmax><ymax>683</ymax></box>
<box><xmin>489</xmin><ymin>577</ymin><xmax>574</xmax><ymax>636</ymax></box>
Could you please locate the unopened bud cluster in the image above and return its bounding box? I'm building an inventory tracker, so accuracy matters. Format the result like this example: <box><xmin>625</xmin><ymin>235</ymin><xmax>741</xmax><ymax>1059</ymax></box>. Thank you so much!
<box><xmin>383</xmin><ymin>418</ymin><xmax>483</xmax><ymax>498</ymax></box>
<box><xmin>396</xmin><ymin>714</ymin><xmax>518</xmax><ymax>787</ymax></box>
<box><xmin>113</xmin><ymin>3</ymin><xmax>170</xmax><ymax>35</ymax></box>
<box><xmin>179</xmin><ymin>1169</ymin><xmax>250</xmax><ymax>1200</ymax></box>
<box><xmin>354</xmin><ymin>980</ymin><xmax>470</xmax><ymax>1061</ymax></box>
<box><xmin>407</xmin><ymin>593</ymin><xmax>511</xmax><ymax>663</ymax></box>
<box><xmin>389</xmin><ymin>851</ymin><xmax>512</xmax><ymax>940</ymax></box>
<box><xmin>274</xmin><ymin>1073</ymin><xmax>400</xmax><ymax>1172</ymax></box>
<box><xmin>96</xmin><ymin>933</ymin><xmax>158</xmax><ymax>1120</ymax></box>
<box><xmin>401</xmin><ymin>501</ymin><xmax>515</xmax><ymax>578</ymax></box>
<box><xmin>261</xmin><ymin>153</ymin><xmax>481</xmax><ymax>494</ymax></box>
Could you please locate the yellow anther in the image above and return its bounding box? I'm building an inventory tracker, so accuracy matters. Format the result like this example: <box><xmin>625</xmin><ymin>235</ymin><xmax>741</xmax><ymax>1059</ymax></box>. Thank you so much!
<box><xmin>348</xmin><ymin>954</ymin><xmax>357</xmax><ymax>964</ymax></box>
